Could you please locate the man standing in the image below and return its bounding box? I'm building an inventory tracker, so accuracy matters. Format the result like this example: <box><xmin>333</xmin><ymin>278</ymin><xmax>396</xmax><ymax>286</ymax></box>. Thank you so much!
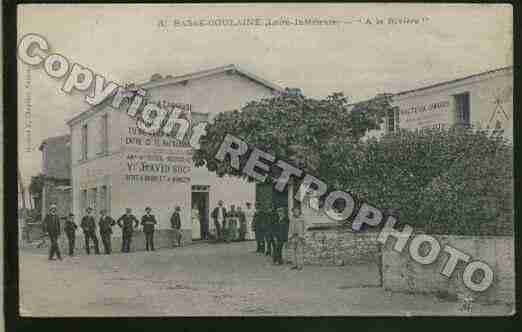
<box><xmin>273</xmin><ymin>207</ymin><xmax>289</xmax><ymax>265</ymax></box>
<box><xmin>80</xmin><ymin>207</ymin><xmax>100</xmax><ymax>255</ymax></box>
<box><xmin>117</xmin><ymin>208</ymin><xmax>139</xmax><ymax>253</ymax></box>
<box><xmin>42</xmin><ymin>204</ymin><xmax>62</xmax><ymax>261</ymax></box>
<box><xmin>170</xmin><ymin>206</ymin><xmax>183</xmax><ymax>247</ymax></box>
<box><xmin>141</xmin><ymin>207</ymin><xmax>157</xmax><ymax>251</ymax></box>
<box><xmin>264</xmin><ymin>207</ymin><xmax>277</xmax><ymax>257</ymax></box>
<box><xmin>99</xmin><ymin>209</ymin><xmax>116</xmax><ymax>254</ymax></box>
<box><xmin>252</xmin><ymin>207</ymin><xmax>266</xmax><ymax>253</ymax></box>
<box><xmin>64</xmin><ymin>212</ymin><xmax>78</xmax><ymax>256</ymax></box>
<box><xmin>210</xmin><ymin>200</ymin><xmax>226</xmax><ymax>241</ymax></box>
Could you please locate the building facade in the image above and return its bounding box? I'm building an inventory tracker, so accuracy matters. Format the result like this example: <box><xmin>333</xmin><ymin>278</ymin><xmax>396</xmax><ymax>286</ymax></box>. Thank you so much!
<box><xmin>372</xmin><ymin>66</ymin><xmax>513</xmax><ymax>139</ymax></box>
<box><xmin>67</xmin><ymin>65</ymin><xmax>283</xmax><ymax>247</ymax></box>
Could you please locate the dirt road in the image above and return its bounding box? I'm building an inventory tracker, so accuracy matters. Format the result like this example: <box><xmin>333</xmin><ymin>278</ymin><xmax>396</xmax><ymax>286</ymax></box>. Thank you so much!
<box><xmin>19</xmin><ymin>241</ymin><xmax>512</xmax><ymax>316</ymax></box>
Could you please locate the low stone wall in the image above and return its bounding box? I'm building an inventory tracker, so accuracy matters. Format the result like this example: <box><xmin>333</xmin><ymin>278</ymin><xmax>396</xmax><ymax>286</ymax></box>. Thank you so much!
<box><xmin>283</xmin><ymin>228</ymin><xmax>381</xmax><ymax>266</ymax></box>
<box><xmin>381</xmin><ymin>235</ymin><xmax>515</xmax><ymax>304</ymax></box>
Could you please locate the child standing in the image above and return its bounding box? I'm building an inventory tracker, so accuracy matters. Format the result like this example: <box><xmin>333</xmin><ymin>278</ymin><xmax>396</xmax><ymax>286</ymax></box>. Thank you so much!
<box><xmin>288</xmin><ymin>206</ymin><xmax>306</xmax><ymax>270</ymax></box>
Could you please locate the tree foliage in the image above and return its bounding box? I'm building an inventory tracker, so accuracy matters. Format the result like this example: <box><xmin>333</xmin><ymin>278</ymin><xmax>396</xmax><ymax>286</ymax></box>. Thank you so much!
<box><xmin>194</xmin><ymin>90</ymin><xmax>513</xmax><ymax>235</ymax></box>
<box><xmin>193</xmin><ymin>91</ymin><xmax>391</xmax><ymax>179</ymax></box>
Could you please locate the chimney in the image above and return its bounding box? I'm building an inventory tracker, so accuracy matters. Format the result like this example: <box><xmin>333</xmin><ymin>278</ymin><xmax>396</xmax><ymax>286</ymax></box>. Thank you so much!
<box><xmin>285</xmin><ymin>87</ymin><xmax>303</xmax><ymax>97</ymax></box>
<box><xmin>150</xmin><ymin>73</ymin><xmax>163</xmax><ymax>81</ymax></box>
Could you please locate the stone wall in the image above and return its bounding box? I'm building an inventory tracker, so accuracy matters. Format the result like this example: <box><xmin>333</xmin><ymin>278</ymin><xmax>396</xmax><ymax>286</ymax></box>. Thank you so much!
<box><xmin>283</xmin><ymin>228</ymin><xmax>381</xmax><ymax>266</ymax></box>
<box><xmin>381</xmin><ymin>235</ymin><xmax>515</xmax><ymax>304</ymax></box>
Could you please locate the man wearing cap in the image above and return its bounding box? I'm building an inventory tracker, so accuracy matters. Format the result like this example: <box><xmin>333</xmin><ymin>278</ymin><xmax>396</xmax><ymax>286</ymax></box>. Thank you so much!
<box><xmin>117</xmin><ymin>208</ymin><xmax>139</xmax><ymax>253</ymax></box>
<box><xmin>64</xmin><ymin>212</ymin><xmax>78</xmax><ymax>256</ymax></box>
<box><xmin>170</xmin><ymin>206</ymin><xmax>183</xmax><ymax>247</ymax></box>
<box><xmin>42</xmin><ymin>204</ymin><xmax>62</xmax><ymax>261</ymax></box>
<box><xmin>81</xmin><ymin>207</ymin><xmax>101</xmax><ymax>255</ymax></box>
<box><xmin>99</xmin><ymin>209</ymin><xmax>116</xmax><ymax>254</ymax></box>
<box><xmin>141</xmin><ymin>207</ymin><xmax>158</xmax><ymax>251</ymax></box>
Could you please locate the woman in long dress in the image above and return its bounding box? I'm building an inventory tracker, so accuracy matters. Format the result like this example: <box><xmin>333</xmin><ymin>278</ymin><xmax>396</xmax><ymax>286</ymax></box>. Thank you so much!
<box><xmin>191</xmin><ymin>207</ymin><xmax>201</xmax><ymax>240</ymax></box>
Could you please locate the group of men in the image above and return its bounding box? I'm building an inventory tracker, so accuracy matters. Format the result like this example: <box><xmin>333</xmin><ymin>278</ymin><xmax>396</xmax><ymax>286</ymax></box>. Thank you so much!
<box><xmin>252</xmin><ymin>205</ymin><xmax>306</xmax><ymax>270</ymax></box>
<box><xmin>210</xmin><ymin>200</ymin><xmax>253</xmax><ymax>242</ymax></box>
<box><xmin>42</xmin><ymin>204</ymin><xmax>184</xmax><ymax>260</ymax></box>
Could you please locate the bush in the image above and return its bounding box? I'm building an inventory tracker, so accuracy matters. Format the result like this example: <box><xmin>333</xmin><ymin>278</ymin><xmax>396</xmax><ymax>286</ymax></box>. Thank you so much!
<box><xmin>321</xmin><ymin>128</ymin><xmax>513</xmax><ymax>235</ymax></box>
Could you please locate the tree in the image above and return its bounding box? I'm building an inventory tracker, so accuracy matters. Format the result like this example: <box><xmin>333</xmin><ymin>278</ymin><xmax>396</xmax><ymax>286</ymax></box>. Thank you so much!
<box><xmin>193</xmin><ymin>91</ymin><xmax>392</xmax><ymax>181</ymax></box>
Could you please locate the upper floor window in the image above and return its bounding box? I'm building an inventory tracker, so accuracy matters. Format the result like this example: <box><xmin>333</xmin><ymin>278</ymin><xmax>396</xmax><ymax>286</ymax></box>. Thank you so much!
<box><xmin>386</xmin><ymin>108</ymin><xmax>399</xmax><ymax>133</ymax></box>
<box><xmin>453</xmin><ymin>92</ymin><xmax>470</xmax><ymax>128</ymax></box>
<box><xmin>99</xmin><ymin>114</ymin><xmax>109</xmax><ymax>155</ymax></box>
<box><xmin>81</xmin><ymin>124</ymin><xmax>88</xmax><ymax>160</ymax></box>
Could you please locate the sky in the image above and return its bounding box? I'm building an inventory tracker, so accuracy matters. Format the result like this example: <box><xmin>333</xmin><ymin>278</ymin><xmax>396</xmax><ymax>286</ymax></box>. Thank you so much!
<box><xmin>17</xmin><ymin>3</ymin><xmax>512</xmax><ymax>188</ymax></box>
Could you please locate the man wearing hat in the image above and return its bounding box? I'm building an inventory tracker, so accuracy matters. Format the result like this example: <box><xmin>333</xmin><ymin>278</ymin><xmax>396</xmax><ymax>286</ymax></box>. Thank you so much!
<box><xmin>99</xmin><ymin>209</ymin><xmax>116</xmax><ymax>254</ymax></box>
<box><xmin>42</xmin><ymin>204</ymin><xmax>62</xmax><ymax>260</ymax></box>
<box><xmin>117</xmin><ymin>208</ymin><xmax>139</xmax><ymax>253</ymax></box>
<box><xmin>170</xmin><ymin>206</ymin><xmax>183</xmax><ymax>247</ymax></box>
<box><xmin>81</xmin><ymin>207</ymin><xmax>101</xmax><ymax>255</ymax></box>
<box><xmin>64</xmin><ymin>212</ymin><xmax>78</xmax><ymax>256</ymax></box>
<box><xmin>210</xmin><ymin>200</ymin><xmax>227</xmax><ymax>241</ymax></box>
<box><xmin>141</xmin><ymin>207</ymin><xmax>158</xmax><ymax>251</ymax></box>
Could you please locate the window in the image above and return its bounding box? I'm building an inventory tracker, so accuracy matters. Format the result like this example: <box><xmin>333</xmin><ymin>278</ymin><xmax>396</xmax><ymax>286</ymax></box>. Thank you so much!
<box><xmin>99</xmin><ymin>186</ymin><xmax>107</xmax><ymax>213</ymax></box>
<box><xmin>454</xmin><ymin>92</ymin><xmax>470</xmax><ymax>127</ymax></box>
<box><xmin>81</xmin><ymin>124</ymin><xmax>88</xmax><ymax>160</ymax></box>
<box><xmin>80</xmin><ymin>189</ymin><xmax>87</xmax><ymax>214</ymax></box>
<box><xmin>89</xmin><ymin>188</ymin><xmax>97</xmax><ymax>212</ymax></box>
<box><xmin>99</xmin><ymin>114</ymin><xmax>109</xmax><ymax>155</ymax></box>
<box><xmin>386</xmin><ymin>109</ymin><xmax>397</xmax><ymax>133</ymax></box>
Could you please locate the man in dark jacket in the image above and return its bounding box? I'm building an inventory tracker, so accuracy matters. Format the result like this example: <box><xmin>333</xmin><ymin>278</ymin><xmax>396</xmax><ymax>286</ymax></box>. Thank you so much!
<box><xmin>64</xmin><ymin>212</ymin><xmax>78</xmax><ymax>256</ymax></box>
<box><xmin>252</xmin><ymin>209</ymin><xmax>266</xmax><ymax>253</ymax></box>
<box><xmin>264</xmin><ymin>207</ymin><xmax>278</xmax><ymax>257</ymax></box>
<box><xmin>273</xmin><ymin>207</ymin><xmax>290</xmax><ymax>265</ymax></box>
<box><xmin>43</xmin><ymin>204</ymin><xmax>62</xmax><ymax>261</ymax></box>
<box><xmin>210</xmin><ymin>200</ymin><xmax>226</xmax><ymax>241</ymax></box>
<box><xmin>170</xmin><ymin>206</ymin><xmax>183</xmax><ymax>247</ymax></box>
<box><xmin>99</xmin><ymin>209</ymin><xmax>116</xmax><ymax>254</ymax></box>
<box><xmin>81</xmin><ymin>207</ymin><xmax>100</xmax><ymax>255</ymax></box>
<box><xmin>117</xmin><ymin>208</ymin><xmax>139</xmax><ymax>253</ymax></box>
<box><xmin>141</xmin><ymin>207</ymin><xmax>158</xmax><ymax>251</ymax></box>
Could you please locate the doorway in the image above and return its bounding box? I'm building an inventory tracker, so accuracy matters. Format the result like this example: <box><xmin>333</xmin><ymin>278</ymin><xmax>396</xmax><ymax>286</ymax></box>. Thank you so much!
<box><xmin>191</xmin><ymin>186</ymin><xmax>209</xmax><ymax>240</ymax></box>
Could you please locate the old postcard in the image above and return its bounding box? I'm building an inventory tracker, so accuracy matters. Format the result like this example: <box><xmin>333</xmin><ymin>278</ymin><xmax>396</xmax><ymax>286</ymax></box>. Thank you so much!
<box><xmin>16</xmin><ymin>3</ymin><xmax>514</xmax><ymax>316</ymax></box>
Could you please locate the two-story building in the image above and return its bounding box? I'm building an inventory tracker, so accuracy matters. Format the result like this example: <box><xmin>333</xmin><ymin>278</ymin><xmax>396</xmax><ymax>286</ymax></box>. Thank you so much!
<box><xmin>66</xmin><ymin>64</ymin><xmax>284</xmax><ymax>249</ymax></box>
<box><xmin>370</xmin><ymin>66</ymin><xmax>513</xmax><ymax>139</ymax></box>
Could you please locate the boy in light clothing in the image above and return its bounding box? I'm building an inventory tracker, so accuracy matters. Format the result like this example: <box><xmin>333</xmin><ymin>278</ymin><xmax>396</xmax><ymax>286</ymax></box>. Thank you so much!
<box><xmin>288</xmin><ymin>206</ymin><xmax>306</xmax><ymax>270</ymax></box>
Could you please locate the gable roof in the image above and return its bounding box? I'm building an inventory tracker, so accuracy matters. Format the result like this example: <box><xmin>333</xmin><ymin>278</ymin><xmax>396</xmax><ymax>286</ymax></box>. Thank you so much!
<box><xmin>140</xmin><ymin>64</ymin><xmax>285</xmax><ymax>92</ymax></box>
<box><xmin>394</xmin><ymin>66</ymin><xmax>513</xmax><ymax>98</ymax></box>
<box><xmin>66</xmin><ymin>64</ymin><xmax>284</xmax><ymax>126</ymax></box>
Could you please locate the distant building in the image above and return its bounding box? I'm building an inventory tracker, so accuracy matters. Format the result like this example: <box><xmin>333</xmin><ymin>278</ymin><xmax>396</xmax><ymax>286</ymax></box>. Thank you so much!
<box><xmin>366</xmin><ymin>66</ymin><xmax>513</xmax><ymax>140</ymax></box>
<box><xmin>37</xmin><ymin>134</ymin><xmax>72</xmax><ymax>218</ymax></box>
<box><xmin>66</xmin><ymin>64</ymin><xmax>284</xmax><ymax>248</ymax></box>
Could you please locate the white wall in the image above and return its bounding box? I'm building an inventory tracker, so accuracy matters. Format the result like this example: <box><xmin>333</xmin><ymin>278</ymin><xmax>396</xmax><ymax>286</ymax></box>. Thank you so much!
<box><xmin>70</xmin><ymin>70</ymin><xmax>278</xmax><ymax>235</ymax></box>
